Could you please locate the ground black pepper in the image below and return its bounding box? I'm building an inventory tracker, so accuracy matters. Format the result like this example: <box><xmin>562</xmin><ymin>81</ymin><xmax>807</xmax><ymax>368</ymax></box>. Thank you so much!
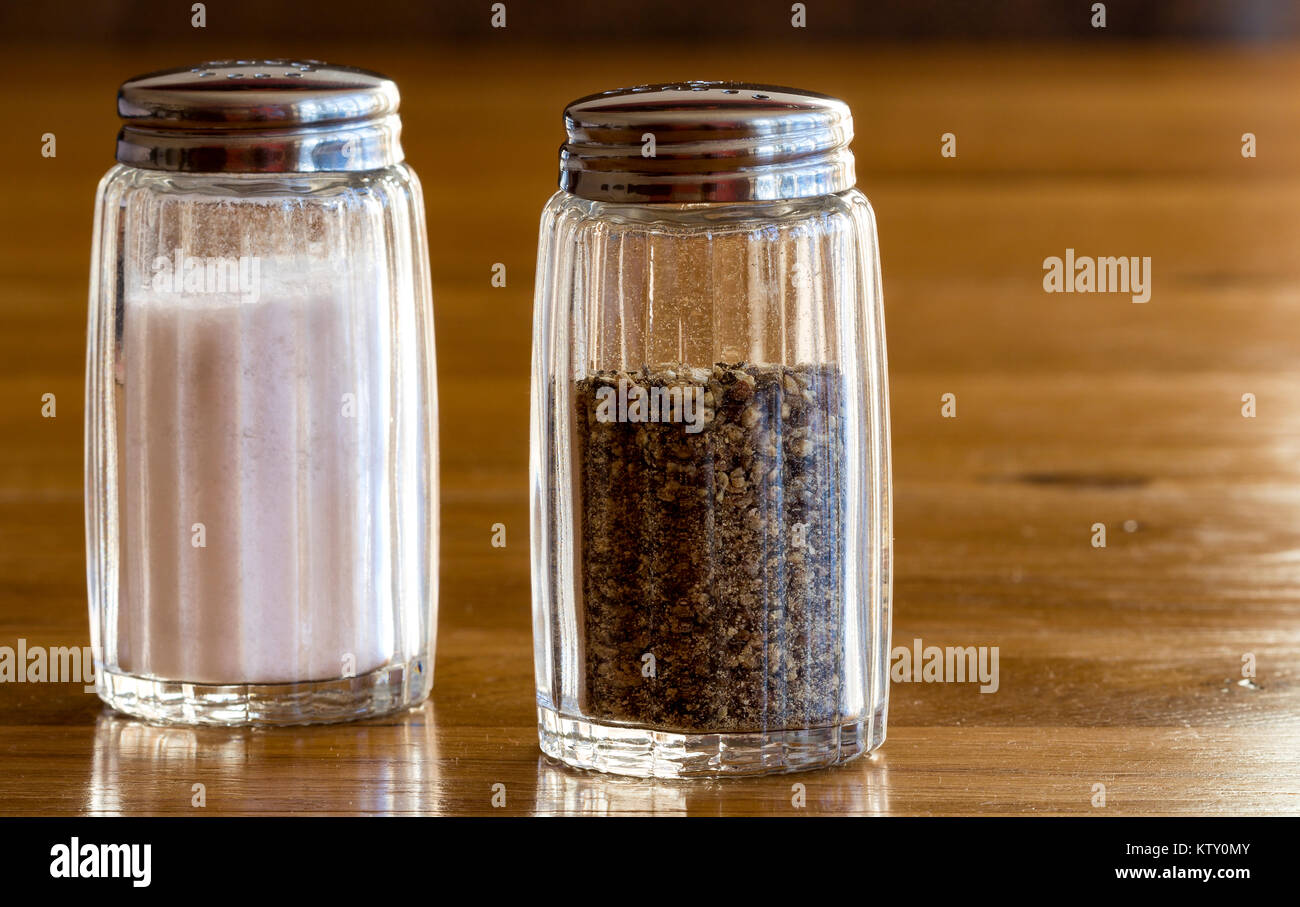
<box><xmin>574</xmin><ymin>361</ymin><xmax>846</xmax><ymax>734</ymax></box>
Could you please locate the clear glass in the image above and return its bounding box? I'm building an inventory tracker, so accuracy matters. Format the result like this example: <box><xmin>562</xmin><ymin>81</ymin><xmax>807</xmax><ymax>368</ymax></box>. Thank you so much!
<box><xmin>530</xmin><ymin>189</ymin><xmax>892</xmax><ymax>776</ymax></box>
<box><xmin>85</xmin><ymin>164</ymin><xmax>438</xmax><ymax>725</ymax></box>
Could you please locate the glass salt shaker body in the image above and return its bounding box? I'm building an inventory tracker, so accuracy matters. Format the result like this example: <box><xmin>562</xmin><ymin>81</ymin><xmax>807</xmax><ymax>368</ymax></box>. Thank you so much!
<box><xmin>531</xmin><ymin>83</ymin><xmax>892</xmax><ymax>776</ymax></box>
<box><xmin>85</xmin><ymin>61</ymin><xmax>438</xmax><ymax>725</ymax></box>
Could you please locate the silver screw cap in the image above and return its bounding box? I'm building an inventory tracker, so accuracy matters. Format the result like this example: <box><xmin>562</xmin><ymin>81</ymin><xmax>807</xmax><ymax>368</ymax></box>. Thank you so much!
<box><xmin>116</xmin><ymin>60</ymin><xmax>403</xmax><ymax>173</ymax></box>
<box><xmin>560</xmin><ymin>82</ymin><xmax>856</xmax><ymax>203</ymax></box>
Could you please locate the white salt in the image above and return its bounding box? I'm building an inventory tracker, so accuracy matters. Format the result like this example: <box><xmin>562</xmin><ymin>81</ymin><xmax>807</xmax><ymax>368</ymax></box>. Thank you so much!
<box><xmin>117</xmin><ymin>278</ymin><xmax>393</xmax><ymax>684</ymax></box>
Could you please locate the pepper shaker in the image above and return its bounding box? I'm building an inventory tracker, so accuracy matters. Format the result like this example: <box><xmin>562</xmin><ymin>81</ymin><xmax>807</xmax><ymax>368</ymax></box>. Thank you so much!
<box><xmin>85</xmin><ymin>61</ymin><xmax>439</xmax><ymax>725</ymax></box>
<box><xmin>530</xmin><ymin>82</ymin><xmax>892</xmax><ymax>776</ymax></box>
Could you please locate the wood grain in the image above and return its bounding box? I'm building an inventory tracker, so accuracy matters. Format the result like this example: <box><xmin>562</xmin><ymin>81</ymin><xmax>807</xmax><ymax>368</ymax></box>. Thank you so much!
<box><xmin>1</xmin><ymin>43</ymin><xmax>1298</xmax><ymax>815</ymax></box>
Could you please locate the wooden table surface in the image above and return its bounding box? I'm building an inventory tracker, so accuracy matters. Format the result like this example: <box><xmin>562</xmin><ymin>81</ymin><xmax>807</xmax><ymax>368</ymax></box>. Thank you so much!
<box><xmin>1</xmin><ymin>42</ymin><xmax>1299</xmax><ymax>816</ymax></box>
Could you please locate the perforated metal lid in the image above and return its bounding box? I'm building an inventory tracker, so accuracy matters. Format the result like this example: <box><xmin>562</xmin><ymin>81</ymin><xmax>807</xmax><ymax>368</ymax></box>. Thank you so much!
<box><xmin>560</xmin><ymin>82</ymin><xmax>856</xmax><ymax>203</ymax></box>
<box><xmin>116</xmin><ymin>60</ymin><xmax>403</xmax><ymax>173</ymax></box>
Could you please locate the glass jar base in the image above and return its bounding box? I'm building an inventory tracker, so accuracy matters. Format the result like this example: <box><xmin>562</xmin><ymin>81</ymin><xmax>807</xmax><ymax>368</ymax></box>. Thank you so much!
<box><xmin>538</xmin><ymin>705</ymin><xmax>882</xmax><ymax>778</ymax></box>
<box><xmin>95</xmin><ymin>655</ymin><xmax>432</xmax><ymax>727</ymax></box>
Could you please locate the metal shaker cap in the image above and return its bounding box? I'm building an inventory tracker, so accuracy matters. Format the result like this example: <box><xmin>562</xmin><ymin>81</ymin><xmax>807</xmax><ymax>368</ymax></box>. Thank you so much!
<box><xmin>560</xmin><ymin>82</ymin><xmax>855</xmax><ymax>204</ymax></box>
<box><xmin>116</xmin><ymin>60</ymin><xmax>403</xmax><ymax>173</ymax></box>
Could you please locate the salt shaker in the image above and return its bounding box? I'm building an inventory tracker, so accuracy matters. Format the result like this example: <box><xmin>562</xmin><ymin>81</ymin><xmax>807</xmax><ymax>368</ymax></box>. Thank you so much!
<box><xmin>530</xmin><ymin>82</ymin><xmax>892</xmax><ymax>776</ymax></box>
<box><xmin>85</xmin><ymin>61</ymin><xmax>438</xmax><ymax>725</ymax></box>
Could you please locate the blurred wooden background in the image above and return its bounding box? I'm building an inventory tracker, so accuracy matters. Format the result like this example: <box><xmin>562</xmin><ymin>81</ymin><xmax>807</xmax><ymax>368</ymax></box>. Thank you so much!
<box><xmin>0</xmin><ymin>6</ymin><xmax>1299</xmax><ymax>814</ymax></box>
<box><xmin>4</xmin><ymin>0</ymin><xmax>1299</xmax><ymax>42</ymax></box>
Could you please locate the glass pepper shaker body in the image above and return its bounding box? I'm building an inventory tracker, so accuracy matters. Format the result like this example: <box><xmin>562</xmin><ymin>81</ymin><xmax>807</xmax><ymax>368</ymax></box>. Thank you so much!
<box><xmin>530</xmin><ymin>83</ymin><xmax>893</xmax><ymax>776</ymax></box>
<box><xmin>85</xmin><ymin>61</ymin><xmax>438</xmax><ymax>725</ymax></box>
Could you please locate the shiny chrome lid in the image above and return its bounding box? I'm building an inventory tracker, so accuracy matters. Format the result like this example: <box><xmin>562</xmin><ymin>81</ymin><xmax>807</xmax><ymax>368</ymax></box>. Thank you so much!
<box><xmin>560</xmin><ymin>81</ymin><xmax>855</xmax><ymax>203</ymax></box>
<box><xmin>116</xmin><ymin>60</ymin><xmax>403</xmax><ymax>173</ymax></box>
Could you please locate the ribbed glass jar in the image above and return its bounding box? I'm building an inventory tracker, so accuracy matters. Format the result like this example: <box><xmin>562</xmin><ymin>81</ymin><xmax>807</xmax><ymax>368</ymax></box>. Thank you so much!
<box><xmin>85</xmin><ymin>62</ymin><xmax>438</xmax><ymax>726</ymax></box>
<box><xmin>530</xmin><ymin>83</ymin><xmax>892</xmax><ymax>777</ymax></box>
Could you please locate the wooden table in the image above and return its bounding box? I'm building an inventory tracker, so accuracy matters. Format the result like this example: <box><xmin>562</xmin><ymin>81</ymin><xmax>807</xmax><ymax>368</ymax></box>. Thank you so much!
<box><xmin>1</xmin><ymin>43</ymin><xmax>1298</xmax><ymax>816</ymax></box>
